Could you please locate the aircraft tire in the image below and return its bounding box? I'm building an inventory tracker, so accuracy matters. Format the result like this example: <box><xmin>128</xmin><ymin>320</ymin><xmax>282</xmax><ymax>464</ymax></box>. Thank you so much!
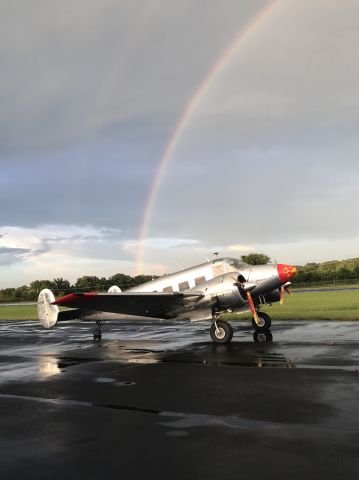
<box><xmin>252</xmin><ymin>312</ymin><xmax>271</xmax><ymax>331</ymax></box>
<box><xmin>210</xmin><ymin>320</ymin><xmax>233</xmax><ymax>344</ymax></box>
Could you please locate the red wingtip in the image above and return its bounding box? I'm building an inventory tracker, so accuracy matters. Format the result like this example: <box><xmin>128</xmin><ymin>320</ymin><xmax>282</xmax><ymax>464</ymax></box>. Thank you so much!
<box><xmin>51</xmin><ymin>292</ymin><xmax>97</xmax><ymax>306</ymax></box>
<box><xmin>277</xmin><ymin>264</ymin><xmax>297</xmax><ymax>283</ymax></box>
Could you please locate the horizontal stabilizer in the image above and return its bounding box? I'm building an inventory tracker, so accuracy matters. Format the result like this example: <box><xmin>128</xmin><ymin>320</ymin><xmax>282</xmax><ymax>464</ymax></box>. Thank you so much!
<box><xmin>57</xmin><ymin>309</ymin><xmax>81</xmax><ymax>322</ymax></box>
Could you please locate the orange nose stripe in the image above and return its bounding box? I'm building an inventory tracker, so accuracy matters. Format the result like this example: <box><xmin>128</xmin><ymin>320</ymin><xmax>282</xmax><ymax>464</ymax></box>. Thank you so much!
<box><xmin>277</xmin><ymin>264</ymin><xmax>297</xmax><ymax>283</ymax></box>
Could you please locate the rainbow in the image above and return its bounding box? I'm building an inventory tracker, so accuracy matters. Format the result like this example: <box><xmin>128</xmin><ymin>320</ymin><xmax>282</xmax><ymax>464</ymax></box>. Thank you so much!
<box><xmin>135</xmin><ymin>0</ymin><xmax>279</xmax><ymax>274</ymax></box>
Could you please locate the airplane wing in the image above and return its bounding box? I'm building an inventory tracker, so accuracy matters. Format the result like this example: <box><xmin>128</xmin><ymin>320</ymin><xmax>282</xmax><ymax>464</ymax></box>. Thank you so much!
<box><xmin>52</xmin><ymin>291</ymin><xmax>204</xmax><ymax>319</ymax></box>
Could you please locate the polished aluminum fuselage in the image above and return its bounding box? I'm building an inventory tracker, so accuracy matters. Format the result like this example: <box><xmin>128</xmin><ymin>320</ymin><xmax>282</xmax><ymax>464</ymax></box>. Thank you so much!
<box><xmin>127</xmin><ymin>258</ymin><xmax>281</xmax><ymax>321</ymax></box>
<box><xmin>129</xmin><ymin>258</ymin><xmax>239</xmax><ymax>293</ymax></box>
<box><xmin>129</xmin><ymin>258</ymin><xmax>278</xmax><ymax>294</ymax></box>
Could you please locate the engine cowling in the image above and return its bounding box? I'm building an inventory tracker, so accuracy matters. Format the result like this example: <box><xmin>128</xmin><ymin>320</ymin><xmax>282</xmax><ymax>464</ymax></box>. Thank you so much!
<box><xmin>260</xmin><ymin>289</ymin><xmax>280</xmax><ymax>304</ymax></box>
<box><xmin>194</xmin><ymin>272</ymin><xmax>247</xmax><ymax>310</ymax></box>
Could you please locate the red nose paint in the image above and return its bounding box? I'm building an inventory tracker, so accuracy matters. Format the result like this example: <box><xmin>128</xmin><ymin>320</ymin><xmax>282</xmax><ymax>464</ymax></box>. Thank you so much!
<box><xmin>277</xmin><ymin>264</ymin><xmax>297</xmax><ymax>283</ymax></box>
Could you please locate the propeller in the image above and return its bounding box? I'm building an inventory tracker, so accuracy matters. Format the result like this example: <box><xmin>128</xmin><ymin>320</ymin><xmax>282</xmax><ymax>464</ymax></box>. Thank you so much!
<box><xmin>247</xmin><ymin>291</ymin><xmax>260</xmax><ymax>323</ymax></box>
<box><xmin>279</xmin><ymin>283</ymin><xmax>292</xmax><ymax>306</ymax></box>
<box><xmin>235</xmin><ymin>276</ymin><xmax>260</xmax><ymax>323</ymax></box>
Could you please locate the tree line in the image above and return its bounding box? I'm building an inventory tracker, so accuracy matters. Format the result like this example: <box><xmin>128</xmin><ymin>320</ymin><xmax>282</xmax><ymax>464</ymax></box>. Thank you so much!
<box><xmin>1</xmin><ymin>255</ymin><xmax>359</xmax><ymax>303</ymax></box>
<box><xmin>242</xmin><ymin>254</ymin><xmax>359</xmax><ymax>285</ymax></box>
<box><xmin>0</xmin><ymin>274</ymin><xmax>154</xmax><ymax>303</ymax></box>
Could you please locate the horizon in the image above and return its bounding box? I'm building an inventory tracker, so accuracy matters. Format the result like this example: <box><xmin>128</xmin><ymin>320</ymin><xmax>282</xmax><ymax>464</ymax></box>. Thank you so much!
<box><xmin>2</xmin><ymin>254</ymin><xmax>359</xmax><ymax>290</ymax></box>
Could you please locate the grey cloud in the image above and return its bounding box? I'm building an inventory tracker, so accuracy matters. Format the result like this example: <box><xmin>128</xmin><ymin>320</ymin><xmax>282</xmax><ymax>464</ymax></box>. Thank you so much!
<box><xmin>0</xmin><ymin>0</ymin><xmax>266</xmax><ymax>154</ymax></box>
<box><xmin>0</xmin><ymin>0</ymin><xmax>268</xmax><ymax>238</ymax></box>
<box><xmin>37</xmin><ymin>228</ymin><xmax>134</xmax><ymax>262</ymax></box>
<box><xmin>0</xmin><ymin>246</ymin><xmax>31</xmax><ymax>265</ymax></box>
<box><xmin>1</xmin><ymin>0</ymin><xmax>359</xmax><ymax>281</ymax></box>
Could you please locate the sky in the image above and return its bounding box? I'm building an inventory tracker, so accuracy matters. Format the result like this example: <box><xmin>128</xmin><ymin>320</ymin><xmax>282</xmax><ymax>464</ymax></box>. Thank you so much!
<box><xmin>1</xmin><ymin>0</ymin><xmax>359</xmax><ymax>288</ymax></box>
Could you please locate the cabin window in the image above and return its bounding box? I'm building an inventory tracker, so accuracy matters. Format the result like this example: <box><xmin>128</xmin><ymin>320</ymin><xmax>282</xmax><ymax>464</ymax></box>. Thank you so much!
<box><xmin>178</xmin><ymin>281</ymin><xmax>190</xmax><ymax>292</ymax></box>
<box><xmin>194</xmin><ymin>276</ymin><xmax>206</xmax><ymax>286</ymax></box>
<box><xmin>163</xmin><ymin>286</ymin><xmax>173</xmax><ymax>293</ymax></box>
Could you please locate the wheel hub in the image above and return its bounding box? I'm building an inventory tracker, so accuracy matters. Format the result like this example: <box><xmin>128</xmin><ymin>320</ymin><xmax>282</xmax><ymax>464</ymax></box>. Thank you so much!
<box><xmin>215</xmin><ymin>327</ymin><xmax>226</xmax><ymax>340</ymax></box>
<box><xmin>257</xmin><ymin>316</ymin><xmax>265</xmax><ymax>327</ymax></box>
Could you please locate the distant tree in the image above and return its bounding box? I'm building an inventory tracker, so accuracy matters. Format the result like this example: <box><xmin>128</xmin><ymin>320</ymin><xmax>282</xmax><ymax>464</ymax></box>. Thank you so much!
<box><xmin>0</xmin><ymin>288</ymin><xmax>17</xmax><ymax>302</ymax></box>
<box><xmin>108</xmin><ymin>273</ymin><xmax>134</xmax><ymax>290</ymax></box>
<box><xmin>336</xmin><ymin>267</ymin><xmax>351</xmax><ymax>280</ymax></box>
<box><xmin>25</xmin><ymin>280</ymin><xmax>53</xmax><ymax>301</ymax></box>
<box><xmin>74</xmin><ymin>276</ymin><xmax>101</xmax><ymax>292</ymax></box>
<box><xmin>99</xmin><ymin>277</ymin><xmax>110</xmax><ymax>291</ymax></box>
<box><xmin>353</xmin><ymin>264</ymin><xmax>359</xmax><ymax>278</ymax></box>
<box><xmin>133</xmin><ymin>274</ymin><xmax>156</xmax><ymax>286</ymax></box>
<box><xmin>51</xmin><ymin>278</ymin><xmax>71</xmax><ymax>294</ymax></box>
<box><xmin>29</xmin><ymin>280</ymin><xmax>53</xmax><ymax>293</ymax></box>
<box><xmin>241</xmin><ymin>253</ymin><xmax>270</xmax><ymax>265</ymax></box>
<box><xmin>15</xmin><ymin>285</ymin><xmax>32</xmax><ymax>301</ymax></box>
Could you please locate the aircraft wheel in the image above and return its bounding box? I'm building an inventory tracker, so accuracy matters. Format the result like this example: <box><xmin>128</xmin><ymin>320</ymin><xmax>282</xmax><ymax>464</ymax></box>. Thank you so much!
<box><xmin>93</xmin><ymin>327</ymin><xmax>102</xmax><ymax>341</ymax></box>
<box><xmin>210</xmin><ymin>320</ymin><xmax>233</xmax><ymax>344</ymax></box>
<box><xmin>253</xmin><ymin>330</ymin><xmax>273</xmax><ymax>343</ymax></box>
<box><xmin>252</xmin><ymin>312</ymin><xmax>271</xmax><ymax>331</ymax></box>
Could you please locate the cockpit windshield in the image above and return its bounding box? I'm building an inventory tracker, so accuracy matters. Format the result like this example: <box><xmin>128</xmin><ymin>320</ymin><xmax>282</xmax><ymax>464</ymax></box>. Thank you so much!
<box><xmin>225</xmin><ymin>258</ymin><xmax>248</xmax><ymax>270</ymax></box>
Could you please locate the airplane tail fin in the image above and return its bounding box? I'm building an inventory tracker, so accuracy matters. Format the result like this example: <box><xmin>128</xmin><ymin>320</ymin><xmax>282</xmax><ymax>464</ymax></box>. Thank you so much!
<box><xmin>108</xmin><ymin>285</ymin><xmax>122</xmax><ymax>294</ymax></box>
<box><xmin>37</xmin><ymin>289</ymin><xmax>59</xmax><ymax>328</ymax></box>
<box><xmin>38</xmin><ymin>289</ymin><xmax>82</xmax><ymax>327</ymax></box>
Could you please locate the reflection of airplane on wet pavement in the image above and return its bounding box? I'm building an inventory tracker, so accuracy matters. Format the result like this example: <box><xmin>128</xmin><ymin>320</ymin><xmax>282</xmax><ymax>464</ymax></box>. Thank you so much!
<box><xmin>37</xmin><ymin>257</ymin><xmax>297</xmax><ymax>344</ymax></box>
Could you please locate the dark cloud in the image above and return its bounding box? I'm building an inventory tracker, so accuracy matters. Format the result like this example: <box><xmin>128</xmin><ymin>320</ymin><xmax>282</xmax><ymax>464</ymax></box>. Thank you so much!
<box><xmin>1</xmin><ymin>0</ymin><xmax>359</xmax><ymax>284</ymax></box>
<box><xmin>0</xmin><ymin>246</ymin><xmax>31</xmax><ymax>266</ymax></box>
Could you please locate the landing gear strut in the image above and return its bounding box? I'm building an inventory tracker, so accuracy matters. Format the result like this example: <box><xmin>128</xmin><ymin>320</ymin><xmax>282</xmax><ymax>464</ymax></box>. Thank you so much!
<box><xmin>93</xmin><ymin>321</ymin><xmax>104</xmax><ymax>341</ymax></box>
<box><xmin>252</xmin><ymin>311</ymin><xmax>271</xmax><ymax>331</ymax></box>
<box><xmin>210</xmin><ymin>314</ymin><xmax>233</xmax><ymax>344</ymax></box>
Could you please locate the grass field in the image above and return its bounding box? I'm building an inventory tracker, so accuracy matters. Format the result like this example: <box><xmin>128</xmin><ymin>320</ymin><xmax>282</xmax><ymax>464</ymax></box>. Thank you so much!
<box><xmin>0</xmin><ymin>290</ymin><xmax>359</xmax><ymax>321</ymax></box>
<box><xmin>226</xmin><ymin>290</ymin><xmax>359</xmax><ymax>321</ymax></box>
<box><xmin>0</xmin><ymin>305</ymin><xmax>38</xmax><ymax>320</ymax></box>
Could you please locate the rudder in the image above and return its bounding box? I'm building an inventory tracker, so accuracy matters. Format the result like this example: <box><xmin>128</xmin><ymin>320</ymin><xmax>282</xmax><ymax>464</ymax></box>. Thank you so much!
<box><xmin>37</xmin><ymin>289</ymin><xmax>59</xmax><ymax>328</ymax></box>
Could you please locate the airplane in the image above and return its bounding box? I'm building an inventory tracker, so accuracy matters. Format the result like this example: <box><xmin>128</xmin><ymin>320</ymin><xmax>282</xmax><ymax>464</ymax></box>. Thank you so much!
<box><xmin>37</xmin><ymin>257</ymin><xmax>297</xmax><ymax>344</ymax></box>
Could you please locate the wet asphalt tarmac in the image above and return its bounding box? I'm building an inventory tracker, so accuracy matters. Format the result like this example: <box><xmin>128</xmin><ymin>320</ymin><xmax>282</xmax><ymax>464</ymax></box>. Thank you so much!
<box><xmin>1</xmin><ymin>319</ymin><xmax>359</xmax><ymax>479</ymax></box>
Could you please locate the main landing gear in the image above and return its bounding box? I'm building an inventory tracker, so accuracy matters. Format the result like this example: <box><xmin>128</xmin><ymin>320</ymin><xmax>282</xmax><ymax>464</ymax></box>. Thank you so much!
<box><xmin>210</xmin><ymin>312</ymin><xmax>233</xmax><ymax>344</ymax></box>
<box><xmin>252</xmin><ymin>311</ymin><xmax>271</xmax><ymax>331</ymax></box>
<box><xmin>93</xmin><ymin>321</ymin><xmax>104</xmax><ymax>341</ymax></box>
<box><xmin>209</xmin><ymin>309</ymin><xmax>272</xmax><ymax>344</ymax></box>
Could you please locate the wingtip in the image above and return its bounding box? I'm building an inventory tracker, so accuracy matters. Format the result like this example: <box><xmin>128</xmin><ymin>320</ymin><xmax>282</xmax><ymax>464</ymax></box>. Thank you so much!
<box><xmin>52</xmin><ymin>292</ymin><xmax>98</xmax><ymax>306</ymax></box>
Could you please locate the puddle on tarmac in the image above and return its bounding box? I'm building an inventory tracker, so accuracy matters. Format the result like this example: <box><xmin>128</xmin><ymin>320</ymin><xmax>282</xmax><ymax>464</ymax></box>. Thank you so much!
<box><xmin>1</xmin><ymin>320</ymin><xmax>359</xmax><ymax>386</ymax></box>
<box><xmin>159</xmin><ymin>411</ymin><xmax>278</xmax><ymax>430</ymax></box>
<box><xmin>166</xmin><ymin>430</ymin><xmax>189</xmax><ymax>437</ymax></box>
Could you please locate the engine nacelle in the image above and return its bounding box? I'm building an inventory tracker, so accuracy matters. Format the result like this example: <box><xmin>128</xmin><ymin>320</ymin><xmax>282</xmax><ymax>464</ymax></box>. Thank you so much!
<box><xmin>260</xmin><ymin>289</ymin><xmax>280</xmax><ymax>304</ymax></box>
<box><xmin>194</xmin><ymin>272</ymin><xmax>247</xmax><ymax>310</ymax></box>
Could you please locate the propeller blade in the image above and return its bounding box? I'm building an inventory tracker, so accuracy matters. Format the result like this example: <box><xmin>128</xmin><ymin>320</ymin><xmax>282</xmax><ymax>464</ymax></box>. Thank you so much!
<box><xmin>280</xmin><ymin>286</ymin><xmax>285</xmax><ymax>306</ymax></box>
<box><xmin>247</xmin><ymin>291</ymin><xmax>259</xmax><ymax>323</ymax></box>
